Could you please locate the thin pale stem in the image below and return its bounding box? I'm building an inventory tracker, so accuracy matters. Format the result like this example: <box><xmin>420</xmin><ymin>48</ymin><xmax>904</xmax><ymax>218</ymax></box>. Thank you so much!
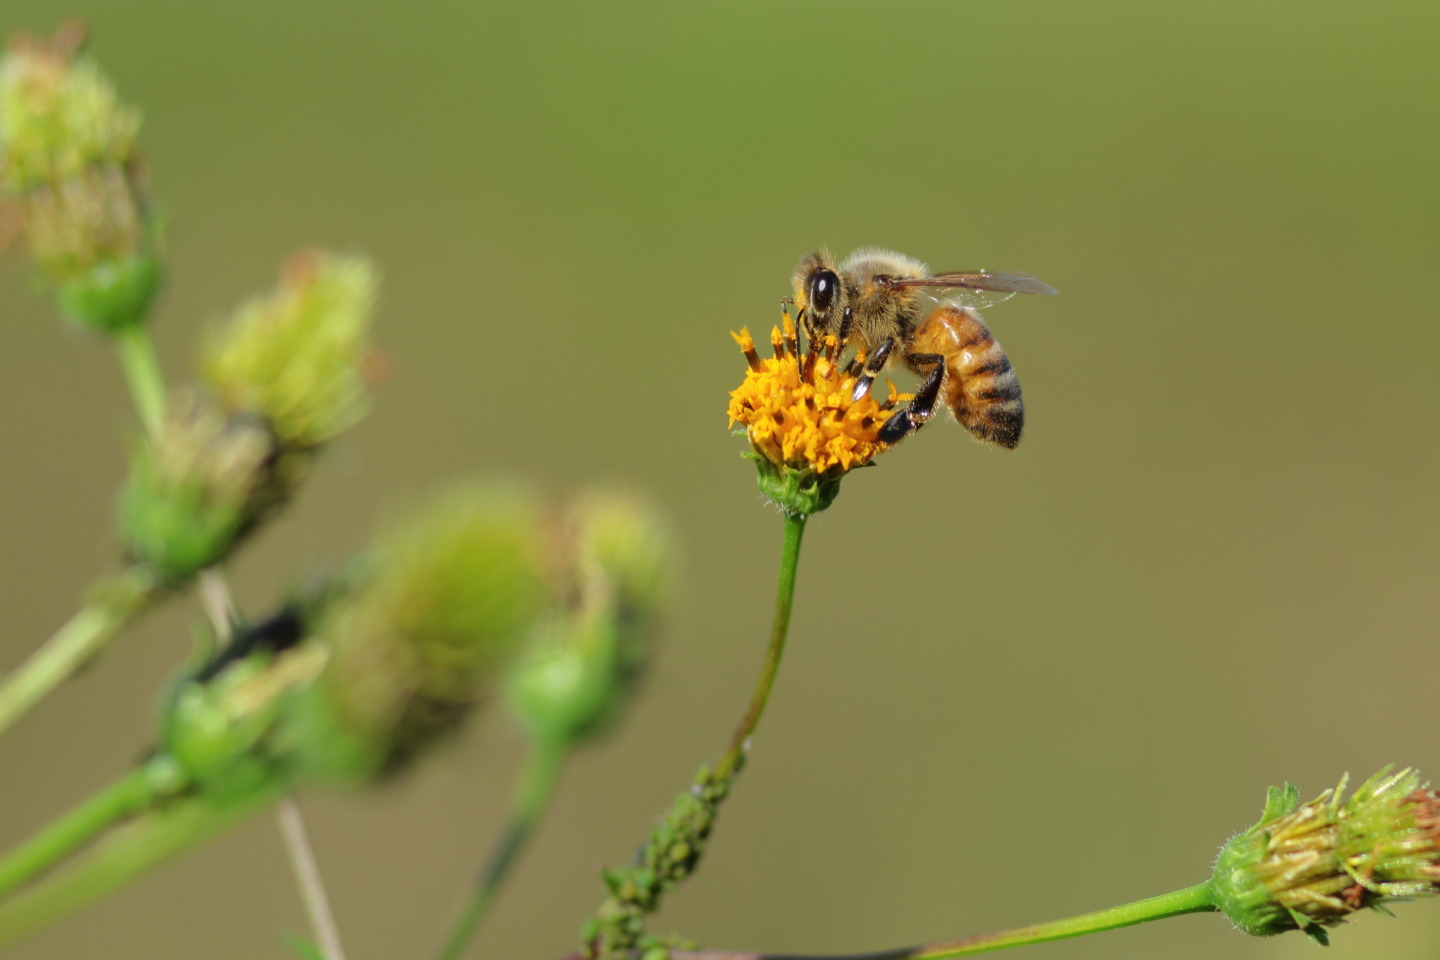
<box><xmin>278</xmin><ymin>797</ymin><xmax>349</xmax><ymax>960</ymax></box>
<box><xmin>0</xmin><ymin>758</ymin><xmax>174</xmax><ymax>902</ymax></box>
<box><xmin>0</xmin><ymin>569</ymin><xmax>158</xmax><ymax>741</ymax></box>
<box><xmin>717</xmin><ymin>511</ymin><xmax>806</xmax><ymax>779</ymax></box>
<box><xmin>670</xmin><ymin>883</ymin><xmax>1218</xmax><ymax>960</ymax></box>
<box><xmin>197</xmin><ymin>567</ymin><xmax>349</xmax><ymax>960</ymax></box>
<box><xmin>433</xmin><ymin>737</ymin><xmax>569</xmax><ymax>960</ymax></box>
<box><xmin>113</xmin><ymin>323</ymin><xmax>166</xmax><ymax>436</ymax></box>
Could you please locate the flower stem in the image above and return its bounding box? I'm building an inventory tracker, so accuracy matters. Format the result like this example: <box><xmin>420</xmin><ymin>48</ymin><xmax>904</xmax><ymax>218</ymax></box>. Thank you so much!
<box><xmin>0</xmin><ymin>756</ymin><xmax>178</xmax><ymax>902</ymax></box>
<box><xmin>0</xmin><ymin>787</ymin><xmax>275</xmax><ymax>950</ymax></box>
<box><xmin>277</xmin><ymin>796</ymin><xmax>349</xmax><ymax>960</ymax></box>
<box><xmin>433</xmin><ymin>737</ymin><xmax>569</xmax><ymax>960</ymax></box>
<box><xmin>113</xmin><ymin>323</ymin><xmax>167</xmax><ymax>436</ymax></box>
<box><xmin>582</xmin><ymin>512</ymin><xmax>810</xmax><ymax>958</ymax></box>
<box><xmin>0</xmin><ymin>568</ymin><xmax>158</xmax><ymax>741</ymax></box>
<box><xmin>670</xmin><ymin>883</ymin><xmax>1218</xmax><ymax>960</ymax></box>
<box><xmin>717</xmin><ymin>511</ymin><xmax>806</xmax><ymax>779</ymax></box>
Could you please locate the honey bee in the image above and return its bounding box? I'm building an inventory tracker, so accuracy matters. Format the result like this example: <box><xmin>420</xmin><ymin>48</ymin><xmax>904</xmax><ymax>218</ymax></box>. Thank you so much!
<box><xmin>792</xmin><ymin>248</ymin><xmax>1057</xmax><ymax>449</ymax></box>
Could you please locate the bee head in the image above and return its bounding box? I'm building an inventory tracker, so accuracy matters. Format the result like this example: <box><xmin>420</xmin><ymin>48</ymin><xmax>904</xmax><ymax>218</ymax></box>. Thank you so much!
<box><xmin>792</xmin><ymin>250</ymin><xmax>843</xmax><ymax>341</ymax></box>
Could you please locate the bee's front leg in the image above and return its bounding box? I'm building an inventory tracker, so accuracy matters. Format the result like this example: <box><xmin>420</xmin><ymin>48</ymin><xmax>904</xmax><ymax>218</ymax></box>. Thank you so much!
<box><xmin>878</xmin><ymin>353</ymin><xmax>944</xmax><ymax>444</ymax></box>
<box><xmin>850</xmin><ymin>337</ymin><xmax>895</xmax><ymax>403</ymax></box>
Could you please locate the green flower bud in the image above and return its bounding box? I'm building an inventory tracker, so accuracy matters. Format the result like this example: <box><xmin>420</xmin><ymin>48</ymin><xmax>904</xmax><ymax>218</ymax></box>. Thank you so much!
<box><xmin>1211</xmin><ymin>767</ymin><xmax>1440</xmax><ymax>944</ymax></box>
<box><xmin>285</xmin><ymin>487</ymin><xmax>549</xmax><ymax>782</ymax></box>
<box><xmin>0</xmin><ymin>25</ymin><xmax>136</xmax><ymax>191</ymax></box>
<box><xmin>508</xmin><ymin>492</ymin><xmax>671</xmax><ymax>746</ymax></box>
<box><xmin>164</xmin><ymin>641</ymin><xmax>328</xmax><ymax>803</ymax></box>
<box><xmin>0</xmin><ymin>25</ymin><xmax>161</xmax><ymax>332</ymax></box>
<box><xmin>118</xmin><ymin>391</ymin><xmax>282</xmax><ymax>583</ymax></box>
<box><xmin>573</xmin><ymin>491</ymin><xmax>671</xmax><ymax>615</ymax></box>
<box><xmin>203</xmin><ymin>251</ymin><xmax>378</xmax><ymax>452</ymax></box>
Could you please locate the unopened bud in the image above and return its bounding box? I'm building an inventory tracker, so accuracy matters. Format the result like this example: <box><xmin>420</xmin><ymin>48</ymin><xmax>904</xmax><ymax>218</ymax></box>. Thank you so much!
<box><xmin>202</xmin><ymin>251</ymin><xmax>378</xmax><ymax>452</ymax></box>
<box><xmin>1211</xmin><ymin>767</ymin><xmax>1440</xmax><ymax>944</ymax></box>
<box><xmin>286</xmin><ymin>487</ymin><xmax>549</xmax><ymax>782</ymax></box>
<box><xmin>117</xmin><ymin>391</ymin><xmax>281</xmax><ymax>583</ymax></box>
<box><xmin>0</xmin><ymin>25</ymin><xmax>161</xmax><ymax>332</ymax></box>
<box><xmin>164</xmin><ymin>628</ymin><xmax>328</xmax><ymax>802</ymax></box>
<box><xmin>508</xmin><ymin>492</ymin><xmax>671</xmax><ymax>747</ymax></box>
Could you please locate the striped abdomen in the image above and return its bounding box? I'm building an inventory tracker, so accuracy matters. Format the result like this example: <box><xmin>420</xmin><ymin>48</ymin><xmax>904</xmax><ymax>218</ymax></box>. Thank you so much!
<box><xmin>909</xmin><ymin>305</ymin><xmax>1023</xmax><ymax>449</ymax></box>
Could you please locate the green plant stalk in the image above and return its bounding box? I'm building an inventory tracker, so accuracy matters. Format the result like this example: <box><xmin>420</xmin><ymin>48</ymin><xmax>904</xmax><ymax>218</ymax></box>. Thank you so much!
<box><xmin>434</xmin><ymin>736</ymin><xmax>570</xmax><ymax>960</ymax></box>
<box><xmin>0</xmin><ymin>787</ymin><xmax>278</xmax><ymax>949</ymax></box>
<box><xmin>0</xmin><ymin>757</ymin><xmax>179</xmax><ymax>902</ymax></box>
<box><xmin>114</xmin><ymin>323</ymin><xmax>167</xmax><ymax>436</ymax></box>
<box><xmin>716</xmin><ymin>511</ymin><xmax>806</xmax><ymax>779</ymax></box>
<box><xmin>0</xmin><ymin>568</ymin><xmax>158</xmax><ymax>741</ymax></box>
<box><xmin>582</xmin><ymin>512</ymin><xmax>809</xmax><ymax>958</ymax></box>
<box><xmin>671</xmin><ymin>883</ymin><xmax>1217</xmax><ymax>960</ymax></box>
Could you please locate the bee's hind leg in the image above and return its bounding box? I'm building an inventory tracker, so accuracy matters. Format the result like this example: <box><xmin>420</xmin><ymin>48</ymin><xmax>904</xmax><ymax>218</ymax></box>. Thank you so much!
<box><xmin>878</xmin><ymin>353</ymin><xmax>944</xmax><ymax>444</ymax></box>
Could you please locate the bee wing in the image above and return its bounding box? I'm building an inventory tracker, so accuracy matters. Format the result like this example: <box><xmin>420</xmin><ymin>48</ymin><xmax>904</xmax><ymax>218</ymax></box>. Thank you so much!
<box><xmin>892</xmin><ymin>271</ymin><xmax>1058</xmax><ymax>311</ymax></box>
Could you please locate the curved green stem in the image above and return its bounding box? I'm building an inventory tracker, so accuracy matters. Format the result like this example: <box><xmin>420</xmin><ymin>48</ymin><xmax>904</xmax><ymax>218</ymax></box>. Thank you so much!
<box><xmin>114</xmin><ymin>323</ymin><xmax>167</xmax><ymax>436</ymax></box>
<box><xmin>0</xmin><ymin>569</ymin><xmax>159</xmax><ymax>741</ymax></box>
<box><xmin>0</xmin><ymin>757</ymin><xmax>180</xmax><ymax>902</ymax></box>
<box><xmin>583</xmin><ymin>512</ymin><xmax>810</xmax><ymax>958</ymax></box>
<box><xmin>717</xmin><ymin>511</ymin><xmax>806</xmax><ymax>779</ymax></box>
<box><xmin>670</xmin><ymin>883</ymin><xmax>1217</xmax><ymax>960</ymax></box>
<box><xmin>0</xmin><ymin>787</ymin><xmax>275</xmax><ymax>950</ymax></box>
<box><xmin>433</xmin><ymin>737</ymin><xmax>569</xmax><ymax>960</ymax></box>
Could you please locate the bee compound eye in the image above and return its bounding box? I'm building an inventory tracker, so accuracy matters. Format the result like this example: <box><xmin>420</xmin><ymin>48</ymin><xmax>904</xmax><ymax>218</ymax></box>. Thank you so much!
<box><xmin>810</xmin><ymin>269</ymin><xmax>839</xmax><ymax>314</ymax></box>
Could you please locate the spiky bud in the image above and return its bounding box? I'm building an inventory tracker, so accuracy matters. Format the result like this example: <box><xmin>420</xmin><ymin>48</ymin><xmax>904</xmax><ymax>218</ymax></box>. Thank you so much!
<box><xmin>285</xmin><ymin>487</ymin><xmax>550</xmax><ymax>782</ymax></box>
<box><xmin>0</xmin><ymin>24</ymin><xmax>161</xmax><ymax>332</ymax></box>
<box><xmin>508</xmin><ymin>491</ymin><xmax>671</xmax><ymax>746</ymax></box>
<box><xmin>203</xmin><ymin>251</ymin><xmax>378</xmax><ymax>453</ymax></box>
<box><xmin>164</xmin><ymin>637</ymin><xmax>328</xmax><ymax>802</ymax></box>
<box><xmin>1211</xmin><ymin>767</ymin><xmax>1440</xmax><ymax>944</ymax></box>
<box><xmin>117</xmin><ymin>391</ymin><xmax>282</xmax><ymax>583</ymax></box>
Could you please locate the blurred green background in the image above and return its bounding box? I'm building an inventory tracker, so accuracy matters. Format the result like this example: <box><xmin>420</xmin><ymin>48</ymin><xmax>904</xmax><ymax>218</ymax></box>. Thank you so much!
<box><xmin>1</xmin><ymin>1</ymin><xmax>1438</xmax><ymax>958</ymax></box>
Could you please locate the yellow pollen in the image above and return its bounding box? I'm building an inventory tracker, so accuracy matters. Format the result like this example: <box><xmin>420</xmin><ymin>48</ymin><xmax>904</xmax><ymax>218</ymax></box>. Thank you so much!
<box><xmin>727</xmin><ymin>319</ymin><xmax>893</xmax><ymax>477</ymax></box>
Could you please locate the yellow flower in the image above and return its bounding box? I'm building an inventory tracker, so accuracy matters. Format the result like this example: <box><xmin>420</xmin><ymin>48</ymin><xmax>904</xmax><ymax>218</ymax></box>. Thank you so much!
<box><xmin>726</xmin><ymin>309</ymin><xmax>906</xmax><ymax>515</ymax></box>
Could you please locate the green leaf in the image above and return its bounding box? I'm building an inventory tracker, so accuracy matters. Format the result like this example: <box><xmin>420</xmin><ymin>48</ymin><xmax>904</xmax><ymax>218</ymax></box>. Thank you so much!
<box><xmin>1260</xmin><ymin>783</ymin><xmax>1300</xmax><ymax>824</ymax></box>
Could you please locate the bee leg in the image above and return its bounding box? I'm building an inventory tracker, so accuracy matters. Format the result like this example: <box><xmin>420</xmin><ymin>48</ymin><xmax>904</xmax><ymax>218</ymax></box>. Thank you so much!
<box><xmin>850</xmin><ymin>337</ymin><xmax>894</xmax><ymax>403</ymax></box>
<box><xmin>824</xmin><ymin>307</ymin><xmax>855</xmax><ymax>363</ymax></box>
<box><xmin>878</xmin><ymin>353</ymin><xmax>944</xmax><ymax>444</ymax></box>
